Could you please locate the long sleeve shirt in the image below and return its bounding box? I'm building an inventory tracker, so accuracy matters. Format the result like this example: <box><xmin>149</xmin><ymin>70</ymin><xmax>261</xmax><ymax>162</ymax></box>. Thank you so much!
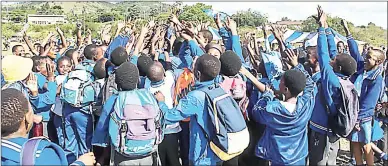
<box><xmin>251</xmin><ymin>64</ymin><xmax>316</xmax><ymax>165</ymax></box>
<box><xmin>348</xmin><ymin>35</ymin><xmax>384</xmax><ymax>121</ymax></box>
<box><xmin>157</xmin><ymin>80</ymin><xmax>221</xmax><ymax>165</ymax></box>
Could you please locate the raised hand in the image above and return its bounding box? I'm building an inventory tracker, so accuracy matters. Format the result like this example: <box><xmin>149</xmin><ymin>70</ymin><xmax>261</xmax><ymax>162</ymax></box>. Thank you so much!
<box><xmin>226</xmin><ymin>17</ymin><xmax>238</xmax><ymax>35</ymax></box>
<box><xmin>117</xmin><ymin>20</ymin><xmax>125</xmax><ymax>31</ymax></box>
<box><xmin>169</xmin><ymin>14</ymin><xmax>180</xmax><ymax>25</ymax></box>
<box><xmin>56</xmin><ymin>27</ymin><xmax>64</xmax><ymax>35</ymax></box>
<box><xmin>284</xmin><ymin>48</ymin><xmax>299</xmax><ymax>67</ymax></box>
<box><xmin>154</xmin><ymin>91</ymin><xmax>165</xmax><ymax>102</ymax></box>
<box><xmin>26</xmin><ymin>73</ymin><xmax>38</xmax><ymax>97</ymax></box>
<box><xmin>341</xmin><ymin>19</ymin><xmax>351</xmax><ymax>35</ymax></box>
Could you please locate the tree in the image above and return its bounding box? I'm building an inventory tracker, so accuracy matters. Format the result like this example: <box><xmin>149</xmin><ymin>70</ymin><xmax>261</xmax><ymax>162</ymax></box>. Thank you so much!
<box><xmin>52</xmin><ymin>5</ymin><xmax>62</xmax><ymax>10</ymax></box>
<box><xmin>281</xmin><ymin>17</ymin><xmax>291</xmax><ymax>21</ymax></box>
<box><xmin>231</xmin><ymin>9</ymin><xmax>267</xmax><ymax>27</ymax></box>
<box><xmin>178</xmin><ymin>3</ymin><xmax>213</xmax><ymax>22</ymax></box>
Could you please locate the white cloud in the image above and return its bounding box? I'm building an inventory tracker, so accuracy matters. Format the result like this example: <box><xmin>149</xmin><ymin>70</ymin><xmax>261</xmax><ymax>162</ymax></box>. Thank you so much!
<box><xmin>174</xmin><ymin>2</ymin><xmax>387</xmax><ymax>29</ymax></box>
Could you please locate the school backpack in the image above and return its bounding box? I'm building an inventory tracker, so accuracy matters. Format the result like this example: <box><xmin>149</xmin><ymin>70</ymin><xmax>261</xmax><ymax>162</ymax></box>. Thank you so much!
<box><xmin>60</xmin><ymin>62</ymin><xmax>95</xmax><ymax>108</ymax></box>
<box><xmin>91</xmin><ymin>79</ymin><xmax>105</xmax><ymax>116</ymax></box>
<box><xmin>1</xmin><ymin>137</ymin><xmax>68</xmax><ymax>165</ymax></box>
<box><xmin>219</xmin><ymin>75</ymin><xmax>250</xmax><ymax>119</ymax></box>
<box><xmin>173</xmin><ymin>68</ymin><xmax>195</xmax><ymax>122</ymax></box>
<box><xmin>102</xmin><ymin>70</ymin><xmax>118</xmax><ymax>105</ymax></box>
<box><xmin>198</xmin><ymin>84</ymin><xmax>250</xmax><ymax>161</ymax></box>
<box><xmin>109</xmin><ymin>89</ymin><xmax>164</xmax><ymax>157</ymax></box>
<box><xmin>321</xmin><ymin>77</ymin><xmax>359</xmax><ymax>138</ymax></box>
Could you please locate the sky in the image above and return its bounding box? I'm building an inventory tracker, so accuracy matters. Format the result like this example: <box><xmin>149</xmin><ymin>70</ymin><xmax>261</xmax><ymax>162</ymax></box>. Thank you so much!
<box><xmin>164</xmin><ymin>2</ymin><xmax>387</xmax><ymax>29</ymax></box>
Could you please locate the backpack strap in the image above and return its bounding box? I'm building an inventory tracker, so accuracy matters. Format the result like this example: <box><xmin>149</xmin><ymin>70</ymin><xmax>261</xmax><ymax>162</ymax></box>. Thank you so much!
<box><xmin>20</xmin><ymin>137</ymin><xmax>47</xmax><ymax>165</ymax></box>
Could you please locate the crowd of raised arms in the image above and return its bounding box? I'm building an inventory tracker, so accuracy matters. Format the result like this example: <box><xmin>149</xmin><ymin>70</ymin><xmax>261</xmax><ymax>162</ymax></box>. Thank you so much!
<box><xmin>2</xmin><ymin>5</ymin><xmax>388</xmax><ymax>166</ymax></box>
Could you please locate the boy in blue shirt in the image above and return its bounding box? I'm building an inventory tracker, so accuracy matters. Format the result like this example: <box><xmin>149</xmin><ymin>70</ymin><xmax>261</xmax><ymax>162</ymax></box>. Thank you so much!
<box><xmin>93</xmin><ymin>62</ymin><xmax>160</xmax><ymax>165</ymax></box>
<box><xmin>240</xmin><ymin>48</ymin><xmax>316</xmax><ymax>165</ymax></box>
<box><xmin>1</xmin><ymin>88</ymin><xmax>95</xmax><ymax>166</ymax></box>
<box><xmin>342</xmin><ymin>19</ymin><xmax>386</xmax><ymax>165</ymax></box>
<box><xmin>61</xmin><ymin>44</ymin><xmax>97</xmax><ymax>163</ymax></box>
<box><xmin>308</xmin><ymin>7</ymin><xmax>358</xmax><ymax>165</ymax></box>
<box><xmin>153</xmin><ymin>54</ymin><xmax>227</xmax><ymax>165</ymax></box>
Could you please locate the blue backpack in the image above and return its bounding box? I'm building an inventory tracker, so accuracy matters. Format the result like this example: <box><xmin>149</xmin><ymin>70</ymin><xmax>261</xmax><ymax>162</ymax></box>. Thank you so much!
<box><xmin>109</xmin><ymin>89</ymin><xmax>164</xmax><ymax>158</ymax></box>
<box><xmin>198</xmin><ymin>84</ymin><xmax>250</xmax><ymax>161</ymax></box>
<box><xmin>60</xmin><ymin>62</ymin><xmax>95</xmax><ymax>108</ymax></box>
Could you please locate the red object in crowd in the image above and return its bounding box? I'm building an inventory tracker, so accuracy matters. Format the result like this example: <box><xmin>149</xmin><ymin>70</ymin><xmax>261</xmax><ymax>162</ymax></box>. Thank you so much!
<box><xmin>33</xmin><ymin>122</ymin><xmax>43</xmax><ymax>137</ymax></box>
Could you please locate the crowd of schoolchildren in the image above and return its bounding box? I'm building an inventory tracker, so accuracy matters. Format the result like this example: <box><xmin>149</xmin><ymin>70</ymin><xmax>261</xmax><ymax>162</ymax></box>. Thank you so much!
<box><xmin>1</xmin><ymin>6</ymin><xmax>387</xmax><ymax>166</ymax></box>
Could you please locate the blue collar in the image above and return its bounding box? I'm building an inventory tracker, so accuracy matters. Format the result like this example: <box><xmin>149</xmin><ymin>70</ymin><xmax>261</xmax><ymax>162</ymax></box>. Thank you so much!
<box><xmin>151</xmin><ymin>79</ymin><xmax>165</xmax><ymax>87</ymax></box>
<box><xmin>194</xmin><ymin>79</ymin><xmax>215</xmax><ymax>89</ymax></box>
<box><xmin>363</xmin><ymin>65</ymin><xmax>383</xmax><ymax>80</ymax></box>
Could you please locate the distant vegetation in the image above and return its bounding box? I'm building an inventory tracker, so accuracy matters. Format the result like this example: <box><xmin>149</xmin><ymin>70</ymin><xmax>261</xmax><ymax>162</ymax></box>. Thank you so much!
<box><xmin>2</xmin><ymin>2</ymin><xmax>386</xmax><ymax>47</ymax></box>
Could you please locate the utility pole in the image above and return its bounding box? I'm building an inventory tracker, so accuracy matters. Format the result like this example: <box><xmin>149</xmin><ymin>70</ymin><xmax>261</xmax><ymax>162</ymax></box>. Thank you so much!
<box><xmin>83</xmin><ymin>6</ymin><xmax>85</xmax><ymax>33</ymax></box>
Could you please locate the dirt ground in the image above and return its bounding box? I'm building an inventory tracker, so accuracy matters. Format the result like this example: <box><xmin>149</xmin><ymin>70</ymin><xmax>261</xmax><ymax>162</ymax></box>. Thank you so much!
<box><xmin>336</xmin><ymin>138</ymin><xmax>385</xmax><ymax>166</ymax></box>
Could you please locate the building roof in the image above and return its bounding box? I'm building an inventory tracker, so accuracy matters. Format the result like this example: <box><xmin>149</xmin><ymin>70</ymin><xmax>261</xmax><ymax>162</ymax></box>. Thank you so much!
<box><xmin>27</xmin><ymin>14</ymin><xmax>66</xmax><ymax>17</ymax></box>
<box><xmin>275</xmin><ymin>20</ymin><xmax>303</xmax><ymax>26</ymax></box>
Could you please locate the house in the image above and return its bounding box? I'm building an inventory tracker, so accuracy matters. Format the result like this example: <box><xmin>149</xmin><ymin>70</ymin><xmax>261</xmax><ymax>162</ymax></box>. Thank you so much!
<box><xmin>27</xmin><ymin>14</ymin><xmax>68</xmax><ymax>25</ymax></box>
<box><xmin>275</xmin><ymin>20</ymin><xmax>304</xmax><ymax>30</ymax></box>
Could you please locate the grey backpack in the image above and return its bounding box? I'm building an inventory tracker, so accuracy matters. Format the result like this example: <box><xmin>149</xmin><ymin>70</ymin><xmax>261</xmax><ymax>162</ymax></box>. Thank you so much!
<box><xmin>322</xmin><ymin>77</ymin><xmax>359</xmax><ymax>137</ymax></box>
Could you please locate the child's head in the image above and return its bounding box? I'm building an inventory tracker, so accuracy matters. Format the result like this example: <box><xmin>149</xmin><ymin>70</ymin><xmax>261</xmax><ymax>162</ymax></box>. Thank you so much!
<box><xmin>1</xmin><ymin>88</ymin><xmax>33</xmax><ymax>137</ymax></box>
<box><xmin>94</xmin><ymin>58</ymin><xmax>108</xmax><ymax>79</ymax></box>
<box><xmin>137</xmin><ymin>56</ymin><xmax>154</xmax><ymax>77</ymax></box>
<box><xmin>111</xmin><ymin>47</ymin><xmax>129</xmax><ymax>66</ymax></box>
<box><xmin>57</xmin><ymin>56</ymin><xmax>72</xmax><ymax>75</ymax></box>
<box><xmin>64</xmin><ymin>49</ymin><xmax>79</xmax><ymax>66</ymax></box>
<box><xmin>330</xmin><ymin>53</ymin><xmax>357</xmax><ymax>76</ymax></box>
<box><xmin>306</xmin><ymin>46</ymin><xmax>318</xmax><ymax>68</ymax></box>
<box><xmin>147</xmin><ymin>62</ymin><xmax>165</xmax><ymax>82</ymax></box>
<box><xmin>115</xmin><ymin>62</ymin><xmax>139</xmax><ymax>91</ymax></box>
<box><xmin>83</xmin><ymin>44</ymin><xmax>99</xmax><ymax>61</ymax></box>
<box><xmin>337</xmin><ymin>41</ymin><xmax>345</xmax><ymax>53</ymax></box>
<box><xmin>31</xmin><ymin>56</ymin><xmax>48</xmax><ymax>75</ymax></box>
<box><xmin>364</xmin><ymin>49</ymin><xmax>385</xmax><ymax>71</ymax></box>
<box><xmin>194</xmin><ymin>54</ymin><xmax>221</xmax><ymax>82</ymax></box>
<box><xmin>198</xmin><ymin>30</ymin><xmax>213</xmax><ymax>44</ymax></box>
<box><xmin>205</xmin><ymin>43</ymin><xmax>222</xmax><ymax>59</ymax></box>
<box><xmin>279</xmin><ymin>69</ymin><xmax>306</xmax><ymax>99</ymax></box>
<box><xmin>220</xmin><ymin>50</ymin><xmax>242</xmax><ymax>76</ymax></box>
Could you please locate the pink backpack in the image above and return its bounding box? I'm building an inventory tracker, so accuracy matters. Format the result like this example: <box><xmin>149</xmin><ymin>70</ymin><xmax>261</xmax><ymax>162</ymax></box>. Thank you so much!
<box><xmin>219</xmin><ymin>75</ymin><xmax>249</xmax><ymax>119</ymax></box>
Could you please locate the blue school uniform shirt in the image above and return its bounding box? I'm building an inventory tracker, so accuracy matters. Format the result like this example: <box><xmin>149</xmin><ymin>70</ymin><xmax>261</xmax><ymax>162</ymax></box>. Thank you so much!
<box><xmin>1</xmin><ymin>137</ymin><xmax>68</xmax><ymax>166</ymax></box>
<box><xmin>347</xmin><ymin>35</ymin><xmax>384</xmax><ymax>121</ymax></box>
<box><xmin>179</xmin><ymin>40</ymin><xmax>204</xmax><ymax>70</ymax></box>
<box><xmin>156</xmin><ymin>79</ymin><xmax>222</xmax><ymax>165</ymax></box>
<box><xmin>251</xmin><ymin>64</ymin><xmax>316</xmax><ymax>165</ymax></box>
<box><xmin>309</xmin><ymin>27</ymin><xmax>343</xmax><ymax>135</ymax></box>
<box><xmin>6</xmin><ymin>81</ymin><xmax>57</xmax><ymax>120</ymax></box>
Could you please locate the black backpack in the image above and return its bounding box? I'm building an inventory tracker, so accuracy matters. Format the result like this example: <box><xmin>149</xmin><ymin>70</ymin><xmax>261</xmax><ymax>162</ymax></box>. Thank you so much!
<box><xmin>319</xmin><ymin>77</ymin><xmax>359</xmax><ymax>138</ymax></box>
<box><xmin>102</xmin><ymin>71</ymin><xmax>117</xmax><ymax>105</ymax></box>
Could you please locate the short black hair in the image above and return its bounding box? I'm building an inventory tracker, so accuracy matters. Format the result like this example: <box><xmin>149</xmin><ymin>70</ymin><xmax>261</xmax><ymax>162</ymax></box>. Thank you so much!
<box><xmin>335</xmin><ymin>53</ymin><xmax>357</xmax><ymax>76</ymax></box>
<box><xmin>83</xmin><ymin>44</ymin><xmax>98</xmax><ymax>60</ymax></box>
<box><xmin>220</xmin><ymin>50</ymin><xmax>242</xmax><ymax>76</ymax></box>
<box><xmin>195</xmin><ymin>53</ymin><xmax>221</xmax><ymax>81</ymax></box>
<box><xmin>115</xmin><ymin>62</ymin><xmax>139</xmax><ymax>91</ymax></box>
<box><xmin>31</xmin><ymin>56</ymin><xmax>46</xmax><ymax>72</ymax></box>
<box><xmin>283</xmin><ymin>69</ymin><xmax>306</xmax><ymax>96</ymax></box>
<box><xmin>172</xmin><ymin>39</ymin><xmax>184</xmax><ymax>56</ymax></box>
<box><xmin>111</xmin><ymin>47</ymin><xmax>129</xmax><ymax>66</ymax></box>
<box><xmin>1</xmin><ymin>88</ymin><xmax>29</xmax><ymax>137</ymax></box>
<box><xmin>57</xmin><ymin>56</ymin><xmax>72</xmax><ymax>71</ymax></box>
<box><xmin>337</xmin><ymin>41</ymin><xmax>345</xmax><ymax>46</ymax></box>
<box><xmin>12</xmin><ymin>45</ymin><xmax>23</xmax><ymax>53</ymax></box>
<box><xmin>65</xmin><ymin>49</ymin><xmax>77</xmax><ymax>59</ymax></box>
<box><xmin>147</xmin><ymin>62</ymin><xmax>165</xmax><ymax>82</ymax></box>
<box><xmin>137</xmin><ymin>56</ymin><xmax>154</xmax><ymax>76</ymax></box>
<box><xmin>199</xmin><ymin>30</ymin><xmax>213</xmax><ymax>42</ymax></box>
<box><xmin>94</xmin><ymin>58</ymin><xmax>108</xmax><ymax>79</ymax></box>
